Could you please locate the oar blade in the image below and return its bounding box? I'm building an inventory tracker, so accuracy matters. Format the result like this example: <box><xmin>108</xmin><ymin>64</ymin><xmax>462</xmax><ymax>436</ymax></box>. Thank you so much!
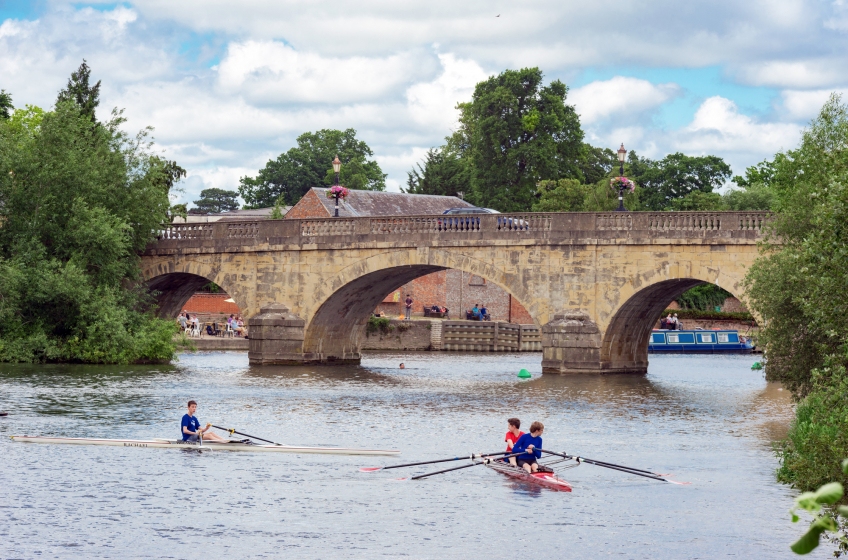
<box><xmin>359</xmin><ymin>467</ymin><xmax>383</xmax><ymax>472</ymax></box>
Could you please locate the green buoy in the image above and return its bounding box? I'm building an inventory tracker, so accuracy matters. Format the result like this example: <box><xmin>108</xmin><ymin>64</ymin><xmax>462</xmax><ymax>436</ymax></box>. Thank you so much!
<box><xmin>751</xmin><ymin>361</ymin><xmax>763</xmax><ymax>370</ymax></box>
<box><xmin>518</xmin><ymin>368</ymin><xmax>532</xmax><ymax>379</ymax></box>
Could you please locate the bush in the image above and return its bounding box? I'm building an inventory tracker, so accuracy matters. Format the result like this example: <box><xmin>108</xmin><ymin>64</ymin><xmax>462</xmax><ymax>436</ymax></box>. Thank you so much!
<box><xmin>366</xmin><ymin>316</ymin><xmax>393</xmax><ymax>336</ymax></box>
<box><xmin>777</xmin><ymin>364</ymin><xmax>848</xmax><ymax>493</ymax></box>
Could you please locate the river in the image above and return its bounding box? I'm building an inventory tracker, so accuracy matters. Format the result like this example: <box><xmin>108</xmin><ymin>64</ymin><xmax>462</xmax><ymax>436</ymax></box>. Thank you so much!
<box><xmin>0</xmin><ymin>351</ymin><xmax>823</xmax><ymax>559</ymax></box>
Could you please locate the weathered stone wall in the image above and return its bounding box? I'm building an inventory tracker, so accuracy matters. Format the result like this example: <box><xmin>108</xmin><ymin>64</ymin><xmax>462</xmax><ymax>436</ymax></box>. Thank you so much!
<box><xmin>361</xmin><ymin>320</ymin><xmax>432</xmax><ymax>351</ymax></box>
<box><xmin>142</xmin><ymin>211</ymin><xmax>767</xmax><ymax>373</ymax></box>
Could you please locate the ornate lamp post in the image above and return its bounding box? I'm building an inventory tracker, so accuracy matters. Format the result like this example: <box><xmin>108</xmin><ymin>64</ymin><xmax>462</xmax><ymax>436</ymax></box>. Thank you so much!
<box><xmin>616</xmin><ymin>143</ymin><xmax>627</xmax><ymax>211</ymax></box>
<box><xmin>328</xmin><ymin>155</ymin><xmax>349</xmax><ymax>217</ymax></box>
<box><xmin>610</xmin><ymin>143</ymin><xmax>634</xmax><ymax>212</ymax></box>
<box><xmin>332</xmin><ymin>155</ymin><xmax>342</xmax><ymax>217</ymax></box>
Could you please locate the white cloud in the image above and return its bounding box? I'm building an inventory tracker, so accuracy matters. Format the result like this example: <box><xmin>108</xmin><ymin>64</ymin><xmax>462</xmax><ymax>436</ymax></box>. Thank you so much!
<box><xmin>570</xmin><ymin>77</ymin><xmax>680</xmax><ymax>125</ymax></box>
<box><xmin>779</xmin><ymin>89</ymin><xmax>848</xmax><ymax>121</ymax></box>
<box><xmin>406</xmin><ymin>53</ymin><xmax>488</xmax><ymax>131</ymax></box>
<box><xmin>734</xmin><ymin>60</ymin><xmax>847</xmax><ymax>89</ymax></box>
<box><xmin>677</xmin><ymin>97</ymin><xmax>801</xmax><ymax>159</ymax></box>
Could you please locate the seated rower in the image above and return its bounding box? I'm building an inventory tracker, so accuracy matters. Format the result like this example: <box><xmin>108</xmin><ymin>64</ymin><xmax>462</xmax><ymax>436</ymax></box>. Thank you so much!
<box><xmin>181</xmin><ymin>400</ymin><xmax>226</xmax><ymax>442</ymax></box>
<box><xmin>510</xmin><ymin>421</ymin><xmax>544</xmax><ymax>473</ymax></box>
<box><xmin>505</xmin><ymin>417</ymin><xmax>524</xmax><ymax>465</ymax></box>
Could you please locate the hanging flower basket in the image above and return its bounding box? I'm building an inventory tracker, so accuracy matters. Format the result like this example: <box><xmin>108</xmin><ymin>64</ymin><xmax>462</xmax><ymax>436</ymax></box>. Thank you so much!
<box><xmin>610</xmin><ymin>176</ymin><xmax>636</xmax><ymax>193</ymax></box>
<box><xmin>327</xmin><ymin>185</ymin><xmax>349</xmax><ymax>199</ymax></box>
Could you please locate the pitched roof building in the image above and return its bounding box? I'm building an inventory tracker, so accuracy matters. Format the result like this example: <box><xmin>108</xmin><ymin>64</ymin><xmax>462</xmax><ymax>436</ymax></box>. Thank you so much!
<box><xmin>285</xmin><ymin>188</ymin><xmax>472</xmax><ymax>219</ymax></box>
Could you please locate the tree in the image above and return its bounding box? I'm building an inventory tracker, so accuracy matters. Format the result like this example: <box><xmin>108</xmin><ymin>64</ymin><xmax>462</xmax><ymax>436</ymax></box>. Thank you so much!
<box><xmin>0</xmin><ymin>94</ymin><xmax>181</xmax><ymax>363</ymax></box>
<box><xmin>745</xmin><ymin>94</ymin><xmax>848</xmax><ymax>398</ymax></box>
<box><xmin>675</xmin><ymin>284</ymin><xmax>733</xmax><ymax>310</ymax></box>
<box><xmin>580</xmin><ymin>144</ymin><xmax>618</xmax><ymax>185</ymax></box>
<box><xmin>192</xmin><ymin>188</ymin><xmax>240</xmax><ymax>213</ymax></box>
<box><xmin>667</xmin><ymin>190</ymin><xmax>726</xmax><ymax>211</ymax></box>
<box><xmin>532</xmin><ymin>179</ymin><xmax>590</xmax><ymax>211</ymax></box>
<box><xmin>403</xmin><ymin>148</ymin><xmax>470</xmax><ymax>197</ymax></box>
<box><xmin>0</xmin><ymin>90</ymin><xmax>12</xmax><ymax>120</ymax></box>
<box><xmin>238</xmin><ymin>128</ymin><xmax>386</xmax><ymax>208</ymax></box>
<box><xmin>452</xmin><ymin>67</ymin><xmax>584</xmax><ymax>212</ymax></box>
<box><xmin>633</xmin><ymin>152</ymin><xmax>732</xmax><ymax>211</ymax></box>
<box><xmin>722</xmin><ymin>183</ymin><xmax>775</xmax><ymax>211</ymax></box>
<box><xmin>56</xmin><ymin>60</ymin><xmax>101</xmax><ymax>123</ymax></box>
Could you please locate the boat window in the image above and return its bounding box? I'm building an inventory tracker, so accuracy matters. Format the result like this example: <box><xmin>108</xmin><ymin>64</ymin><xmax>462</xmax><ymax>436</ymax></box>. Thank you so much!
<box><xmin>651</xmin><ymin>333</ymin><xmax>666</xmax><ymax>343</ymax></box>
<box><xmin>667</xmin><ymin>334</ymin><xmax>679</xmax><ymax>343</ymax></box>
<box><xmin>717</xmin><ymin>333</ymin><xmax>730</xmax><ymax>343</ymax></box>
<box><xmin>698</xmin><ymin>333</ymin><xmax>714</xmax><ymax>343</ymax></box>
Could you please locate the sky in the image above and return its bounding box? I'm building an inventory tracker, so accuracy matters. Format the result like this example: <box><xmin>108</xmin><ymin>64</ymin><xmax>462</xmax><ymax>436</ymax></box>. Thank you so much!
<box><xmin>2</xmin><ymin>0</ymin><xmax>847</xmax><ymax>207</ymax></box>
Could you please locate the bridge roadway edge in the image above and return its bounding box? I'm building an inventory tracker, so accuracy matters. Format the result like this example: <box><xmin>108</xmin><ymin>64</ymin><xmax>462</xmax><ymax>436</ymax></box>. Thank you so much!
<box><xmin>141</xmin><ymin>212</ymin><xmax>766</xmax><ymax>374</ymax></box>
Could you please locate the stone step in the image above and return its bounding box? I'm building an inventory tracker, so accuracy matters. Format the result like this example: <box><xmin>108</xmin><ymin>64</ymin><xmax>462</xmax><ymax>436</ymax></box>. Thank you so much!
<box><xmin>430</xmin><ymin>321</ymin><xmax>443</xmax><ymax>351</ymax></box>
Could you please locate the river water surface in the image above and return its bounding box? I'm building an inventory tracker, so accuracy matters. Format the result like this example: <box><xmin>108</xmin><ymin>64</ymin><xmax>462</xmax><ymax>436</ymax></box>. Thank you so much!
<box><xmin>0</xmin><ymin>352</ymin><xmax>822</xmax><ymax>559</ymax></box>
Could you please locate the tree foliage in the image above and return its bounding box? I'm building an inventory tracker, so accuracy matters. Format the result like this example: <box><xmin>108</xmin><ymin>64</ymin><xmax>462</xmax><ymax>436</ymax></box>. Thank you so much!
<box><xmin>56</xmin><ymin>60</ymin><xmax>101</xmax><ymax>123</ymax></box>
<box><xmin>675</xmin><ymin>284</ymin><xmax>733</xmax><ymax>311</ymax></box>
<box><xmin>192</xmin><ymin>188</ymin><xmax>240</xmax><ymax>214</ymax></box>
<box><xmin>745</xmin><ymin>93</ymin><xmax>848</xmax><ymax>398</ymax></box>
<box><xmin>0</xmin><ymin>89</ymin><xmax>12</xmax><ymax>120</ymax></box>
<box><xmin>631</xmin><ymin>152</ymin><xmax>732</xmax><ymax>211</ymax></box>
<box><xmin>0</xmin><ymin>76</ymin><xmax>180</xmax><ymax>363</ymax></box>
<box><xmin>451</xmin><ymin>67</ymin><xmax>584</xmax><ymax>212</ymax></box>
<box><xmin>403</xmin><ymin>147</ymin><xmax>470</xmax><ymax>198</ymax></box>
<box><xmin>238</xmin><ymin>128</ymin><xmax>385</xmax><ymax>208</ymax></box>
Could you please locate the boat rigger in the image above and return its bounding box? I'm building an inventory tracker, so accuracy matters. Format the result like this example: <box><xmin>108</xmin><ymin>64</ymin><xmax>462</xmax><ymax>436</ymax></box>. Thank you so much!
<box><xmin>10</xmin><ymin>435</ymin><xmax>400</xmax><ymax>456</ymax></box>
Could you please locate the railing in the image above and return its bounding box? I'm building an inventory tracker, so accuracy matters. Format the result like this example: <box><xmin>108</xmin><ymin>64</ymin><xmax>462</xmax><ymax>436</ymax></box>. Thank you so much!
<box><xmin>149</xmin><ymin>212</ymin><xmax>769</xmax><ymax>249</ymax></box>
<box><xmin>301</xmin><ymin>219</ymin><xmax>356</xmax><ymax>237</ymax></box>
<box><xmin>158</xmin><ymin>223</ymin><xmax>214</xmax><ymax>240</ymax></box>
<box><xmin>646</xmin><ymin>213</ymin><xmax>723</xmax><ymax>231</ymax></box>
<box><xmin>227</xmin><ymin>222</ymin><xmax>260</xmax><ymax>239</ymax></box>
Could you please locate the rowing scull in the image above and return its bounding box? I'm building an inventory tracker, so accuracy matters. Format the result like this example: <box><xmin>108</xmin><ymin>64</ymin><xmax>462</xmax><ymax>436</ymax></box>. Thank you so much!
<box><xmin>10</xmin><ymin>435</ymin><xmax>400</xmax><ymax>456</ymax></box>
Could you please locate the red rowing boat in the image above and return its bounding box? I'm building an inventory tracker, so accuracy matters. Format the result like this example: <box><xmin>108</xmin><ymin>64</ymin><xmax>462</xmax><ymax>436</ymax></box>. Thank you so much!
<box><xmin>483</xmin><ymin>460</ymin><xmax>573</xmax><ymax>492</ymax></box>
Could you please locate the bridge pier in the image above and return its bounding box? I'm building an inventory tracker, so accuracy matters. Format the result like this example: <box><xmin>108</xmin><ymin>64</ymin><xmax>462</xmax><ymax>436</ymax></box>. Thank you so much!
<box><xmin>542</xmin><ymin>311</ymin><xmax>603</xmax><ymax>374</ymax></box>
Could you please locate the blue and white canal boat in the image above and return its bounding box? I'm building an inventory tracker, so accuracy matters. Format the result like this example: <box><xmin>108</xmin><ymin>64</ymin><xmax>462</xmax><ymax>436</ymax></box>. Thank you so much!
<box><xmin>648</xmin><ymin>330</ymin><xmax>754</xmax><ymax>353</ymax></box>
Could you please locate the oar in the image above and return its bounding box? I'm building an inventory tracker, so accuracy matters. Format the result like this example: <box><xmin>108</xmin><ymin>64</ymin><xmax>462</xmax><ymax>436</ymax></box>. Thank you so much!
<box><xmin>539</xmin><ymin>449</ymin><xmax>689</xmax><ymax>484</ymax></box>
<box><xmin>360</xmin><ymin>451</ymin><xmax>509</xmax><ymax>473</ymax></box>
<box><xmin>211</xmin><ymin>425</ymin><xmax>281</xmax><ymax>445</ymax></box>
<box><xmin>410</xmin><ymin>452</ymin><xmax>523</xmax><ymax>480</ymax></box>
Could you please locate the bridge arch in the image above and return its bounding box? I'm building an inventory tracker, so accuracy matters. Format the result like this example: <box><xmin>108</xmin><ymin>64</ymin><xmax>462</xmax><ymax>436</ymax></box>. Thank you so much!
<box><xmin>300</xmin><ymin>249</ymin><xmax>538</xmax><ymax>361</ymax></box>
<box><xmin>141</xmin><ymin>262</ymin><xmax>247</xmax><ymax>319</ymax></box>
<box><xmin>599</xmin><ymin>276</ymin><xmax>748</xmax><ymax>374</ymax></box>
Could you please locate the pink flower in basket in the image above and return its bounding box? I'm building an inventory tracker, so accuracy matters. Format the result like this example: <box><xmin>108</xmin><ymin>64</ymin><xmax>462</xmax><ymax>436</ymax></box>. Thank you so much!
<box><xmin>610</xmin><ymin>176</ymin><xmax>636</xmax><ymax>193</ymax></box>
<box><xmin>327</xmin><ymin>185</ymin><xmax>349</xmax><ymax>199</ymax></box>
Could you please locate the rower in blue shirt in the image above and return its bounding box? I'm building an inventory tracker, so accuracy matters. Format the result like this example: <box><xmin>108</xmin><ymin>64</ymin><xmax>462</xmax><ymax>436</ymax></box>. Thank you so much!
<box><xmin>510</xmin><ymin>421</ymin><xmax>544</xmax><ymax>473</ymax></box>
<box><xmin>181</xmin><ymin>400</ymin><xmax>226</xmax><ymax>442</ymax></box>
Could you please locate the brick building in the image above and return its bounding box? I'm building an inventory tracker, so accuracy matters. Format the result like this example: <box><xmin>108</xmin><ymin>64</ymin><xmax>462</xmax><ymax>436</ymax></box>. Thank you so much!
<box><xmin>287</xmin><ymin>188</ymin><xmax>535</xmax><ymax>323</ymax></box>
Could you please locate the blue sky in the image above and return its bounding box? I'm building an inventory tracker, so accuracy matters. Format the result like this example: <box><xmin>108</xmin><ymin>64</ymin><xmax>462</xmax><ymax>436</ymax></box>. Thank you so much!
<box><xmin>2</xmin><ymin>0</ymin><xmax>847</xmax><ymax>205</ymax></box>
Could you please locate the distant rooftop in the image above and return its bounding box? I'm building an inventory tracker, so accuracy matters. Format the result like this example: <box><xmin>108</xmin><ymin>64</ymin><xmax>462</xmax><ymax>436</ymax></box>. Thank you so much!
<box><xmin>174</xmin><ymin>207</ymin><xmax>288</xmax><ymax>223</ymax></box>
<box><xmin>285</xmin><ymin>188</ymin><xmax>474</xmax><ymax>219</ymax></box>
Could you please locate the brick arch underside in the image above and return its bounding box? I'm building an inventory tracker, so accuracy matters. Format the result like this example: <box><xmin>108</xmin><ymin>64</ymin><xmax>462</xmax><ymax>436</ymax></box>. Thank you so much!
<box><xmin>146</xmin><ymin>272</ymin><xmax>232</xmax><ymax>319</ymax></box>
<box><xmin>599</xmin><ymin>278</ymin><xmax>741</xmax><ymax>373</ymax></box>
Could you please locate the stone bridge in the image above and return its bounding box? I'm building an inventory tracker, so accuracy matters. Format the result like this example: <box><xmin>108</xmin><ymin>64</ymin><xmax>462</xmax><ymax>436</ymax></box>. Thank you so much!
<box><xmin>141</xmin><ymin>211</ymin><xmax>767</xmax><ymax>374</ymax></box>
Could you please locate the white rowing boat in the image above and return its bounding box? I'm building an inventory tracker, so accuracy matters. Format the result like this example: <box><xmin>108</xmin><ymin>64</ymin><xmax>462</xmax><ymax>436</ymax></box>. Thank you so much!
<box><xmin>10</xmin><ymin>435</ymin><xmax>400</xmax><ymax>456</ymax></box>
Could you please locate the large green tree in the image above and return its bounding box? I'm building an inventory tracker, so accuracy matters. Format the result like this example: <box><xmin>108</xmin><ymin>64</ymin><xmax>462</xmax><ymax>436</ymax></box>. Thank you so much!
<box><xmin>745</xmin><ymin>94</ymin><xmax>848</xmax><ymax>398</ymax></box>
<box><xmin>403</xmin><ymin>147</ymin><xmax>470</xmax><ymax>197</ymax></box>
<box><xmin>631</xmin><ymin>152</ymin><xmax>732</xmax><ymax>211</ymax></box>
<box><xmin>451</xmin><ymin>67</ymin><xmax>584</xmax><ymax>212</ymax></box>
<box><xmin>0</xmin><ymin>76</ymin><xmax>181</xmax><ymax>363</ymax></box>
<box><xmin>238</xmin><ymin>128</ymin><xmax>386</xmax><ymax>208</ymax></box>
<box><xmin>192</xmin><ymin>188</ymin><xmax>240</xmax><ymax>213</ymax></box>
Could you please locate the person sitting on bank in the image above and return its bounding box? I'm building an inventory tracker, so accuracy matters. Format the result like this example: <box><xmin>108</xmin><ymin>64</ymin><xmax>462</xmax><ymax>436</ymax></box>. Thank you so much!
<box><xmin>505</xmin><ymin>417</ymin><xmax>524</xmax><ymax>465</ymax></box>
<box><xmin>178</xmin><ymin>313</ymin><xmax>188</xmax><ymax>332</ymax></box>
<box><xmin>672</xmin><ymin>313</ymin><xmax>681</xmax><ymax>330</ymax></box>
<box><xmin>181</xmin><ymin>400</ymin><xmax>226</xmax><ymax>442</ymax></box>
<box><xmin>471</xmin><ymin>304</ymin><xmax>481</xmax><ymax>320</ymax></box>
<box><xmin>510</xmin><ymin>421</ymin><xmax>544</xmax><ymax>473</ymax></box>
<box><xmin>480</xmin><ymin>304</ymin><xmax>490</xmax><ymax>321</ymax></box>
<box><xmin>235</xmin><ymin>317</ymin><xmax>245</xmax><ymax>336</ymax></box>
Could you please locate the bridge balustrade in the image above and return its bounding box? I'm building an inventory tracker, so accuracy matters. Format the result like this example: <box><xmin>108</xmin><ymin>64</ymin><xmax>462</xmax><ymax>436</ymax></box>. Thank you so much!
<box><xmin>151</xmin><ymin>211</ymin><xmax>769</xmax><ymax>249</ymax></box>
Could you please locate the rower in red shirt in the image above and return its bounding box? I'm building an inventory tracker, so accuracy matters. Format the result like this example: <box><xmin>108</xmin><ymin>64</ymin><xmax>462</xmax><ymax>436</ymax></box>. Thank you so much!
<box><xmin>505</xmin><ymin>417</ymin><xmax>524</xmax><ymax>465</ymax></box>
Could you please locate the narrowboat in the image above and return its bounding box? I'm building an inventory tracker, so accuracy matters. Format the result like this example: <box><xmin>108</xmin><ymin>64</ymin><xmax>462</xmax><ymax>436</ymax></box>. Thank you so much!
<box><xmin>648</xmin><ymin>329</ymin><xmax>754</xmax><ymax>353</ymax></box>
